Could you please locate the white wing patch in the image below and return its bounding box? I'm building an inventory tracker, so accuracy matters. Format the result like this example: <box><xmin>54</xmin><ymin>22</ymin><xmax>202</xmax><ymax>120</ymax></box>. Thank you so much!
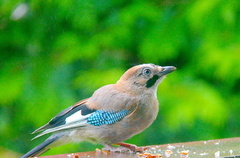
<box><xmin>65</xmin><ymin>110</ymin><xmax>89</xmax><ymax>124</ymax></box>
<box><xmin>32</xmin><ymin>110</ymin><xmax>92</xmax><ymax>140</ymax></box>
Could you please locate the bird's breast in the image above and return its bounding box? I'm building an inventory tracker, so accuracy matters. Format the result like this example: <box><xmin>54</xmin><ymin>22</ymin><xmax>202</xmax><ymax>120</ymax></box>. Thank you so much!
<box><xmin>100</xmin><ymin>95</ymin><xmax>159</xmax><ymax>144</ymax></box>
<box><xmin>128</xmin><ymin>95</ymin><xmax>159</xmax><ymax>131</ymax></box>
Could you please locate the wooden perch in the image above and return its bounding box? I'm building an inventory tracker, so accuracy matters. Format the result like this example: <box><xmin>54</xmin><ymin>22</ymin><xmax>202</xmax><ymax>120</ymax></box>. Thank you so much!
<box><xmin>37</xmin><ymin>137</ymin><xmax>240</xmax><ymax>158</ymax></box>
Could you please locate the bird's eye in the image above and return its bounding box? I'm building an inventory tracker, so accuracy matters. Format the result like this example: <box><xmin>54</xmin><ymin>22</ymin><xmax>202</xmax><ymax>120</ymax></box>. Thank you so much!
<box><xmin>143</xmin><ymin>68</ymin><xmax>151</xmax><ymax>76</ymax></box>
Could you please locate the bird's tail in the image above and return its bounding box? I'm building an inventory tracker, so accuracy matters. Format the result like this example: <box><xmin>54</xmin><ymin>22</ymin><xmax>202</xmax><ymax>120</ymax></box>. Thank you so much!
<box><xmin>21</xmin><ymin>135</ymin><xmax>61</xmax><ymax>158</ymax></box>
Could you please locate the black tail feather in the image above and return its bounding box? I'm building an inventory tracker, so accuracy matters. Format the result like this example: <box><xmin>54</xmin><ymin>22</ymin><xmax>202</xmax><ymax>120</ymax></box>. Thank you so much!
<box><xmin>21</xmin><ymin>136</ymin><xmax>61</xmax><ymax>158</ymax></box>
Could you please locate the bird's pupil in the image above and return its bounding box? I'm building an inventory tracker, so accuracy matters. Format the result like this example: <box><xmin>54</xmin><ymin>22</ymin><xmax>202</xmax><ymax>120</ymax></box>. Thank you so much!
<box><xmin>144</xmin><ymin>69</ymin><xmax>151</xmax><ymax>75</ymax></box>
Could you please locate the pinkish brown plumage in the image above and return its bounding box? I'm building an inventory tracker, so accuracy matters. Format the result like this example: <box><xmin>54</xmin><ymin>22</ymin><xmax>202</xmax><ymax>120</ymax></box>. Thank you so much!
<box><xmin>22</xmin><ymin>63</ymin><xmax>176</xmax><ymax>158</ymax></box>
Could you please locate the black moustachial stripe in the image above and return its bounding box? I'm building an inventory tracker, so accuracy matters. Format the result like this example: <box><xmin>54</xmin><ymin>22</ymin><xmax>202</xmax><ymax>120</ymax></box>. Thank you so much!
<box><xmin>146</xmin><ymin>75</ymin><xmax>160</xmax><ymax>88</ymax></box>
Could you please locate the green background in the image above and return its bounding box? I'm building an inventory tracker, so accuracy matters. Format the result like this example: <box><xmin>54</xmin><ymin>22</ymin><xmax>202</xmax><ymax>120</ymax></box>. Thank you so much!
<box><xmin>0</xmin><ymin>0</ymin><xmax>239</xmax><ymax>157</ymax></box>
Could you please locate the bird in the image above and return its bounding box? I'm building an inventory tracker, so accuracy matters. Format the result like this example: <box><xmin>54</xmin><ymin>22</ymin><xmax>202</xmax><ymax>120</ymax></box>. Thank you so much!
<box><xmin>21</xmin><ymin>63</ymin><xmax>176</xmax><ymax>158</ymax></box>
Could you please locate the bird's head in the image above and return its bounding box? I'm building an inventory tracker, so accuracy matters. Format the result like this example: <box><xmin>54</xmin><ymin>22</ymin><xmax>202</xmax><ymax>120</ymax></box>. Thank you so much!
<box><xmin>117</xmin><ymin>64</ymin><xmax>176</xmax><ymax>93</ymax></box>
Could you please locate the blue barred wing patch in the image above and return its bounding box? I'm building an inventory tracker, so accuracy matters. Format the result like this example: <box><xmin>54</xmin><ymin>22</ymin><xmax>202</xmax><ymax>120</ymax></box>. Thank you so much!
<box><xmin>87</xmin><ymin>110</ymin><xmax>129</xmax><ymax>126</ymax></box>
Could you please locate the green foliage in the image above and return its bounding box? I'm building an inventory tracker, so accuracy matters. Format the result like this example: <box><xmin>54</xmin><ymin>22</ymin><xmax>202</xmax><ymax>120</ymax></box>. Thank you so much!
<box><xmin>0</xmin><ymin>0</ymin><xmax>239</xmax><ymax>156</ymax></box>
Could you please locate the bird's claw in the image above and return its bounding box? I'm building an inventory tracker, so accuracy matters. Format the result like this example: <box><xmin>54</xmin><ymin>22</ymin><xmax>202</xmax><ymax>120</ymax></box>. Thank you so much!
<box><xmin>103</xmin><ymin>143</ymin><xmax>149</xmax><ymax>153</ymax></box>
<box><xmin>117</xmin><ymin>142</ymin><xmax>149</xmax><ymax>152</ymax></box>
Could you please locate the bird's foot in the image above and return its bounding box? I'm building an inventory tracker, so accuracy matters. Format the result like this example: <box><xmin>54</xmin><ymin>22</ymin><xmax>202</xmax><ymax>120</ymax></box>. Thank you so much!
<box><xmin>102</xmin><ymin>143</ymin><xmax>149</xmax><ymax>153</ymax></box>
<box><xmin>102</xmin><ymin>144</ymin><xmax>131</xmax><ymax>153</ymax></box>
<box><xmin>117</xmin><ymin>142</ymin><xmax>149</xmax><ymax>152</ymax></box>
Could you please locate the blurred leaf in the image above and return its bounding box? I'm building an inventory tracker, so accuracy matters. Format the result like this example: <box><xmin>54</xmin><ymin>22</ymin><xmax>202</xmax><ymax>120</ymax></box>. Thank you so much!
<box><xmin>161</xmin><ymin>77</ymin><xmax>228</xmax><ymax>129</ymax></box>
<box><xmin>54</xmin><ymin>32</ymin><xmax>98</xmax><ymax>63</ymax></box>
<box><xmin>0</xmin><ymin>62</ymin><xmax>24</xmax><ymax>104</ymax></box>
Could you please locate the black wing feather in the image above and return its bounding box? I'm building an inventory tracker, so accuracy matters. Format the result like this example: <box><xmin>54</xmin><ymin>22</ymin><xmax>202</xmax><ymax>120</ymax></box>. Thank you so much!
<box><xmin>32</xmin><ymin>99</ymin><xmax>95</xmax><ymax>134</ymax></box>
<box><xmin>48</xmin><ymin>105</ymin><xmax>96</xmax><ymax>128</ymax></box>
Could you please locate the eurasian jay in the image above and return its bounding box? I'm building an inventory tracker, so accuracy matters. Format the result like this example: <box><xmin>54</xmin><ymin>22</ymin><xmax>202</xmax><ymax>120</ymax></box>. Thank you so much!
<box><xmin>21</xmin><ymin>63</ymin><xmax>176</xmax><ymax>158</ymax></box>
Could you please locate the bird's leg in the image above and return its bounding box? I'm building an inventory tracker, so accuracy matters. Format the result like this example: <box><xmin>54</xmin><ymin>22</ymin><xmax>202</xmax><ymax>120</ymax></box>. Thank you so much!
<box><xmin>116</xmin><ymin>142</ymin><xmax>149</xmax><ymax>152</ymax></box>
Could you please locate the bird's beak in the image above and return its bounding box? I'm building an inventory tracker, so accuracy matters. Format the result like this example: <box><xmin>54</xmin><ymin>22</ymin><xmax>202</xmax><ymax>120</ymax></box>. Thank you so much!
<box><xmin>157</xmin><ymin>66</ymin><xmax>176</xmax><ymax>76</ymax></box>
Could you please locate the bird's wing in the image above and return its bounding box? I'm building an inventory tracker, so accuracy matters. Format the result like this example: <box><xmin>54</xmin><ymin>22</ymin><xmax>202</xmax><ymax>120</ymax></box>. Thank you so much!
<box><xmin>32</xmin><ymin>98</ymin><xmax>91</xmax><ymax>134</ymax></box>
<box><xmin>31</xmin><ymin>98</ymin><xmax>132</xmax><ymax>140</ymax></box>
<box><xmin>31</xmin><ymin>98</ymin><xmax>95</xmax><ymax>139</ymax></box>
